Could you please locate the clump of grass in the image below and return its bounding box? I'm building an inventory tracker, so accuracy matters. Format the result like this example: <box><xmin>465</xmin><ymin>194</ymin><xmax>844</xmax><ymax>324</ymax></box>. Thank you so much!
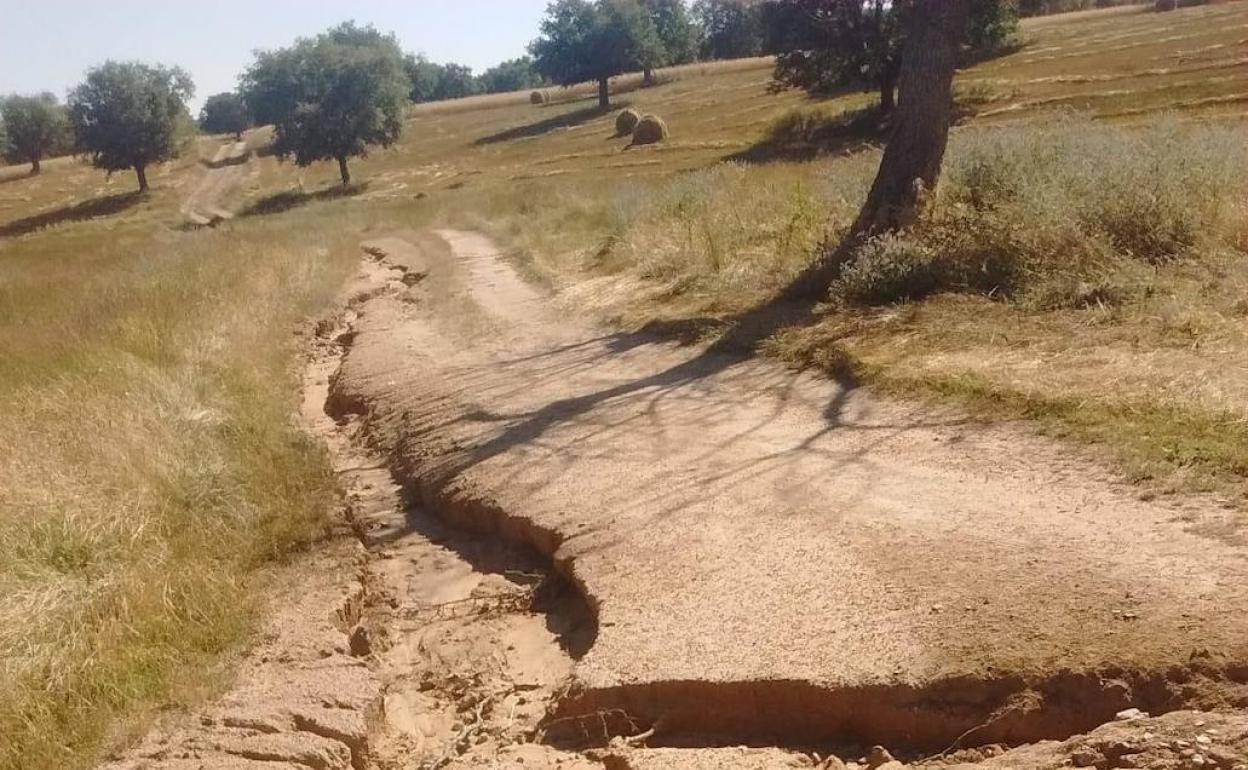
<box><xmin>829</xmin><ymin>116</ymin><xmax>1248</xmax><ymax>307</ymax></box>
<box><xmin>0</xmin><ymin>210</ymin><xmax>360</xmax><ymax>770</ymax></box>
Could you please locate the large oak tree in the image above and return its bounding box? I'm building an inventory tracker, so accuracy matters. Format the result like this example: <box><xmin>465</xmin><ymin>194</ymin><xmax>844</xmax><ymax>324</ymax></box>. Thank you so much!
<box><xmin>241</xmin><ymin>22</ymin><xmax>408</xmax><ymax>187</ymax></box>
<box><xmin>68</xmin><ymin>62</ymin><xmax>195</xmax><ymax>193</ymax></box>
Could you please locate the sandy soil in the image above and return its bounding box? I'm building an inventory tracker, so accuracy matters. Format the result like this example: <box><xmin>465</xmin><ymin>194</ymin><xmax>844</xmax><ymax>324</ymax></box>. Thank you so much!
<box><xmin>327</xmin><ymin>230</ymin><xmax>1248</xmax><ymax>753</ymax></box>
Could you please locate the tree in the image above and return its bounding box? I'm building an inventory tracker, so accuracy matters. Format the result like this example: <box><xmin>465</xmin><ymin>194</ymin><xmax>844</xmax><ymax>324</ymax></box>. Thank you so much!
<box><xmin>784</xmin><ymin>0</ymin><xmax>969</xmax><ymax>298</ymax></box>
<box><xmin>768</xmin><ymin>0</ymin><xmax>1015</xmax><ymax>112</ymax></box>
<box><xmin>0</xmin><ymin>93</ymin><xmax>69</xmax><ymax>175</ymax></box>
<box><xmin>692</xmin><ymin>0</ymin><xmax>766</xmax><ymax>60</ymax></box>
<box><xmin>199</xmin><ymin>92</ymin><xmax>251</xmax><ymax>139</ymax></box>
<box><xmin>68</xmin><ymin>62</ymin><xmax>194</xmax><ymax>193</ymax></box>
<box><xmin>403</xmin><ymin>54</ymin><xmax>445</xmax><ymax>102</ymax></box>
<box><xmin>640</xmin><ymin>0</ymin><xmax>701</xmax><ymax>83</ymax></box>
<box><xmin>530</xmin><ymin>0</ymin><xmax>662</xmax><ymax>109</ymax></box>
<box><xmin>435</xmin><ymin>63</ymin><xmax>479</xmax><ymax>100</ymax></box>
<box><xmin>241</xmin><ymin>22</ymin><xmax>408</xmax><ymax>187</ymax></box>
<box><xmin>850</xmin><ymin>0</ymin><xmax>969</xmax><ymax>236</ymax></box>
<box><xmin>478</xmin><ymin>57</ymin><xmax>546</xmax><ymax>94</ymax></box>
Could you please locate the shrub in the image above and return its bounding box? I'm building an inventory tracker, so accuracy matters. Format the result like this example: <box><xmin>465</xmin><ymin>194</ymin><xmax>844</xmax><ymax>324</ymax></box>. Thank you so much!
<box><xmin>616</xmin><ymin>108</ymin><xmax>642</xmax><ymax>135</ymax></box>
<box><xmin>632</xmin><ymin>114</ymin><xmax>669</xmax><ymax>145</ymax></box>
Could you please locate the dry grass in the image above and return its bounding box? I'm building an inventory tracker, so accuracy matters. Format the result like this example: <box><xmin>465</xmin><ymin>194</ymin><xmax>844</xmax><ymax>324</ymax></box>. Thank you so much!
<box><xmin>3</xmin><ymin>3</ymin><xmax>1248</xmax><ymax>766</ymax></box>
<box><xmin>0</xmin><ymin>146</ymin><xmax>383</xmax><ymax>770</ymax></box>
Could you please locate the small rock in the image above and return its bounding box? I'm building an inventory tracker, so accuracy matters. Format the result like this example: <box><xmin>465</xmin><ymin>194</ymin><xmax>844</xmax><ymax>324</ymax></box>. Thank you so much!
<box><xmin>1116</xmin><ymin>708</ymin><xmax>1148</xmax><ymax>721</ymax></box>
<box><xmin>1196</xmin><ymin>735</ymin><xmax>1212</xmax><ymax>745</ymax></box>
<box><xmin>348</xmin><ymin>624</ymin><xmax>372</xmax><ymax>657</ymax></box>
<box><xmin>1072</xmin><ymin>749</ymin><xmax>1103</xmax><ymax>767</ymax></box>
<box><xmin>866</xmin><ymin>747</ymin><xmax>896</xmax><ymax>770</ymax></box>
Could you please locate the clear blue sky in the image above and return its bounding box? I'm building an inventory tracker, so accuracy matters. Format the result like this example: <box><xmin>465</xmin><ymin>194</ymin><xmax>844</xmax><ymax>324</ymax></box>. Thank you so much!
<box><xmin>0</xmin><ymin>0</ymin><xmax>551</xmax><ymax>110</ymax></box>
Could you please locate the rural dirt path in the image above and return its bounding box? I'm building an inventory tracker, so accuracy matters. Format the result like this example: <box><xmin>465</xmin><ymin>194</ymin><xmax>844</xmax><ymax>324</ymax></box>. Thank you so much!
<box><xmin>181</xmin><ymin>138</ymin><xmax>254</xmax><ymax>226</ymax></box>
<box><xmin>328</xmin><ymin>230</ymin><xmax>1248</xmax><ymax>755</ymax></box>
<box><xmin>98</xmin><ymin>231</ymin><xmax>1248</xmax><ymax>770</ymax></box>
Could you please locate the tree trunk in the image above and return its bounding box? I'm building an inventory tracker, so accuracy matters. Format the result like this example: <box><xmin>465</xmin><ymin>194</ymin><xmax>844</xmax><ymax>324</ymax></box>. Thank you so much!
<box><xmin>643</xmin><ymin>68</ymin><xmax>655</xmax><ymax>87</ymax></box>
<box><xmin>598</xmin><ymin>78</ymin><xmax>610</xmax><ymax>109</ymax></box>
<box><xmin>337</xmin><ymin>155</ymin><xmax>351</xmax><ymax>188</ymax></box>
<box><xmin>850</xmin><ymin>0</ymin><xmax>968</xmax><ymax>237</ymax></box>
<box><xmin>879</xmin><ymin>64</ymin><xmax>899</xmax><ymax>114</ymax></box>
<box><xmin>30</xmin><ymin>158</ymin><xmax>41</xmax><ymax>176</ymax></box>
<box><xmin>135</xmin><ymin>164</ymin><xmax>149</xmax><ymax>193</ymax></box>
<box><xmin>781</xmin><ymin>0</ymin><xmax>968</xmax><ymax>300</ymax></box>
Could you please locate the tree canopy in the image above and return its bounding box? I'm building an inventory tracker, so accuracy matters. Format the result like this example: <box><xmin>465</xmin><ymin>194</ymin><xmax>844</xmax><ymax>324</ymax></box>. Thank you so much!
<box><xmin>0</xmin><ymin>93</ymin><xmax>69</xmax><ymax>175</ymax></box>
<box><xmin>768</xmin><ymin>0</ymin><xmax>1017</xmax><ymax>111</ymax></box>
<box><xmin>478</xmin><ymin>57</ymin><xmax>546</xmax><ymax>94</ymax></box>
<box><xmin>68</xmin><ymin>62</ymin><xmax>195</xmax><ymax>192</ymax></box>
<box><xmin>693</xmin><ymin>0</ymin><xmax>766</xmax><ymax>60</ymax></box>
<box><xmin>644</xmin><ymin>0</ymin><xmax>702</xmax><ymax>67</ymax></box>
<box><xmin>199</xmin><ymin>92</ymin><xmax>251</xmax><ymax>138</ymax></box>
<box><xmin>530</xmin><ymin>0</ymin><xmax>663</xmax><ymax>108</ymax></box>
<box><xmin>241</xmin><ymin>22</ymin><xmax>408</xmax><ymax>187</ymax></box>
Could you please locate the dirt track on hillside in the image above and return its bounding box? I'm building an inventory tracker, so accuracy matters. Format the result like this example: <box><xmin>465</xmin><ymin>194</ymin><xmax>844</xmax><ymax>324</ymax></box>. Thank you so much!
<box><xmin>321</xmin><ymin>229</ymin><xmax>1248</xmax><ymax>758</ymax></box>
<box><xmin>98</xmin><ymin>228</ymin><xmax>1248</xmax><ymax>769</ymax></box>
<box><xmin>181</xmin><ymin>138</ymin><xmax>253</xmax><ymax>225</ymax></box>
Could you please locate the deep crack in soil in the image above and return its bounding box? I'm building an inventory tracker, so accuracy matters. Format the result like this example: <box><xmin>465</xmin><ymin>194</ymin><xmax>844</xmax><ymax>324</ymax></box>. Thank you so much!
<box><xmin>98</xmin><ymin>232</ymin><xmax>1248</xmax><ymax>770</ymax></box>
<box><xmin>322</xmin><ymin>231</ymin><xmax>1248</xmax><ymax>765</ymax></box>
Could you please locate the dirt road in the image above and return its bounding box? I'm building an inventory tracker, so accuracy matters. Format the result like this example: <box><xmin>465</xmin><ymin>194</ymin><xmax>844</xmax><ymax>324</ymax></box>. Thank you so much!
<box><xmin>100</xmin><ymin>230</ymin><xmax>1248</xmax><ymax>770</ymax></box>
<box><xmin>181</xmin><ymin>138</ymin><xmax>254</xmax><ymax>225</ymax></box>
<box><xmin>330</xmin><ymin>230</ymin><xmax>1248</xmax><ymax>752</ymax></box>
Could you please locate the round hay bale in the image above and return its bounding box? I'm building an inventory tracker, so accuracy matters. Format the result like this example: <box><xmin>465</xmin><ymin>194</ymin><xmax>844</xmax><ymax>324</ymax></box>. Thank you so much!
<box><xmin>631</xmin><ymin>114</ymin><xmax>669</xmax><ymax>146</ymax></box>
<box><xmin>616</xmin><ymin>108</ymin><xmax>642</xmax><ymax>136</ymax></box>
<box><xmin>530</xmin><ymin>90</ymin><xmax>549</xmax><ymax>106</ymax></box>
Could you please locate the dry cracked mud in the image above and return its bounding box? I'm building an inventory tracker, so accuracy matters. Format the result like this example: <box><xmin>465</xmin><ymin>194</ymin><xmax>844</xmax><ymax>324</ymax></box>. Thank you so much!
<box><xmin>96</xmin><ymin>229</ymin><xmax>1248</xmax><ymax>770</ymax></box>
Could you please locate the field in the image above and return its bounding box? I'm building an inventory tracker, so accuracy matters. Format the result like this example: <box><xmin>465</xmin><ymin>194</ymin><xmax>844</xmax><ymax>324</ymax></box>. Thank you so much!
<box><xmin>2</xmin><ymin>2</ymin><xmax>1247</xmax><ymax>768</ymax></box>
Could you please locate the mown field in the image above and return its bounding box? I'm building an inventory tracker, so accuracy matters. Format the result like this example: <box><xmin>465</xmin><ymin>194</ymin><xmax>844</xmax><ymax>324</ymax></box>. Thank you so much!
<box><xmin>1</xmin><ymin>2</ymin><xmax>1246</xmax><ymax>768</ymax></box>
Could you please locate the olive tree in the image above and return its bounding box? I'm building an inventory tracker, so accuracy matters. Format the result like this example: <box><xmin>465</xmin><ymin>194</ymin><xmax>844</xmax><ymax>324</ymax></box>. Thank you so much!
<box><xmin>199</xmin><ymin>92</ymin><xmax>251</xmax><ymax>139</ymax></box>
<box><xmin>530</xmin><ymin>0</ymin><xmax>663</xmax><ymax>109</ymax></box>
<box><xmin>0</xmin><ymin>93</ymin><xmax>70</xmax><ymax>175</ymax></box>
<box><xmin>241</xmin><ymin>22</ymin><xmax>408</xmax><ymax>187</ymax></box>
<box><xmin>68</xmin><ymin>62</ymin><xmax>194</xmax><ymax>192</ymax></box>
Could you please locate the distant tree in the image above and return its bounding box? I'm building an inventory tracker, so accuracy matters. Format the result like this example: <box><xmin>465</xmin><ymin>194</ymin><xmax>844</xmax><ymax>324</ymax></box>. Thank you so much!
<box><xmin>640</xmin><ymin>0</ymin><xmax>701</xmax><ymax>83</ymax></box>
<box><xmin>0</xmin><ymin>93</ymin><xmax>70</xmax><ymax>175</ymax></box>
<box><xmin>768</xmin><ymin>0</ymin><xmax>1016</xmax><ymax>112</ymax></box>
<box><xmin>241</xmin><ymin>22</ymin><xmax>408</xmax><ymax>187</ymax></box>
<box><xmin>198</xmin><ymin>92</ymin><xmax>251</xmax><ymax>139</ymax></box>
<box><xmin>478</xmin><ymin>57</ymin><xmax>546</xmax><ymax>94</ymax></box>
<box><xmin>403</xmin><ymin>54</ymin><xmax>445</xmax><ymax>102</ymax></box>
<box><xmin>530</xmin><ymin>0</ymin><xmax>662</xmax><ymax>109</ymax></box>
<box><xmin>68</xmin><ymin>62</ymin><xmax>194</xmax><ymax>192</ymax></box>
<box><xmin>435</xmin><ymin>63</ymin><xmax>480</xmax><ymax>99</ymax></box>
<box><xmin>692</xmin><ymin>0</ymin><xmax>766</xmax><ymax>60</ymax></box>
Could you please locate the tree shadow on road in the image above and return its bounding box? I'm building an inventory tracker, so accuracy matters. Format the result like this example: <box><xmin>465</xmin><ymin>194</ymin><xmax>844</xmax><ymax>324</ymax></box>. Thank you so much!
<box><xmin>0</xmin><ymin>191</ymin><xmax>143</xmax><ymax>238</ymax></box>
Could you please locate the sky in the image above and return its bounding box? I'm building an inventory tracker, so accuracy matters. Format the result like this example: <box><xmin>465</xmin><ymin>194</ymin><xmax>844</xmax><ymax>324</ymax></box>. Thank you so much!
<box><xmin>0</xmin><ymin>0</ymin><xmax>552</xmax><ymax>111</ymax></box>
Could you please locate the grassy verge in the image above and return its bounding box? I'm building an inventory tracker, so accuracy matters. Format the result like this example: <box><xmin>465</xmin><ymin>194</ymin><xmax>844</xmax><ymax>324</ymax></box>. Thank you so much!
<box><xmin>0</xmin><ymin>195</ymin><xmax>366</xmax><ymax>770</ymax></box>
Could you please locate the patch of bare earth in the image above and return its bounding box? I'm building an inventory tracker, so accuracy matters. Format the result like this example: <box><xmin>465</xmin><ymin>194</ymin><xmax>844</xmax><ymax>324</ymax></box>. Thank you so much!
<box><xmin>99</xmin><ymin>231</ymin><xmax>1248</xmax><ymax>770</ymax></box>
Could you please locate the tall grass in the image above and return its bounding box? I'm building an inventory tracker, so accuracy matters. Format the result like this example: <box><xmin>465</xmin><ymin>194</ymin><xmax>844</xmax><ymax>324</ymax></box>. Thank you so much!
<box><xmin>0</xmin><ymin>213</ymin><xmax>359</xmax><ymax>770</ymax></box>
<box><xmin>832</xmin><ymin>116</ymin><xmax>1248</xmax><ymax>306</ymax></box>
